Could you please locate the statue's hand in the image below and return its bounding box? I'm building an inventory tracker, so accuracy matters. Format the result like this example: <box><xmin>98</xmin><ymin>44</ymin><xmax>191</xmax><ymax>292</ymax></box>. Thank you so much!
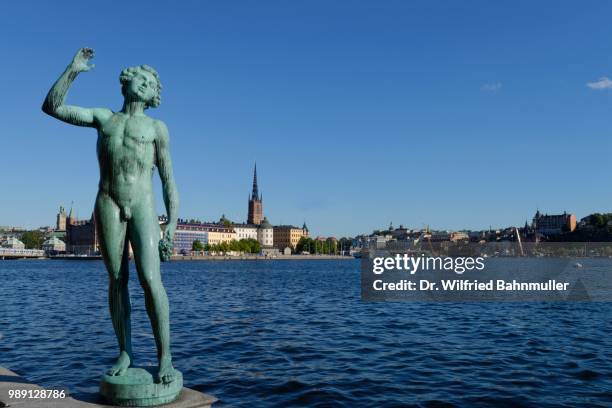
<box><xmin>71</xmin><ymin>47</ymin><xmax>95</xmax><ymax>73</ymax></box>
<box><xmin>158</xmin><ymin>222</ymin><xmax>175</xmax><ymax>262</ymax></box>
<box><xmin>159</xmin><ymin>237</ymin><xmax>173</xmax><ymax>262</ymax></box>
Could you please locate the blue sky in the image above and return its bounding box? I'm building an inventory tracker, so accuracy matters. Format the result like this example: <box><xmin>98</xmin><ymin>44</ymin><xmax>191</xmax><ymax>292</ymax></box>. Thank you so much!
<box><xmin>2</xmin><ymin>1</ymin><xmax>612</xmax><ymax>237</ymax></box>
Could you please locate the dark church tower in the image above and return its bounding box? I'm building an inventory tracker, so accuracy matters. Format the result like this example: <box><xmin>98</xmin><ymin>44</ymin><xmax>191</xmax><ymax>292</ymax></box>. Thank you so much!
<box><xmin>248</xmin><ymin>163</ymin><xmax>263</xmax><ymax>225</ymax></box>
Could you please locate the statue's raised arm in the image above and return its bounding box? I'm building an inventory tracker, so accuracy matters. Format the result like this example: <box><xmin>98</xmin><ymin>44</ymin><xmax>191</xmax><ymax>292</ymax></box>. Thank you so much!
<box><xmin>42</xmin><ymin>47</ymin><xmax>112</xmax><ymax>128</ymax></box>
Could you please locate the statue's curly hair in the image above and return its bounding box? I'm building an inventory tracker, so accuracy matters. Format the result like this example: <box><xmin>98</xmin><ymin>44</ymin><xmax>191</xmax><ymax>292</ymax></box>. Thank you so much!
<box><xmin>119</xmin><ymin>65</ymin><xmax>162</xmax><ymax>108</ymax></box>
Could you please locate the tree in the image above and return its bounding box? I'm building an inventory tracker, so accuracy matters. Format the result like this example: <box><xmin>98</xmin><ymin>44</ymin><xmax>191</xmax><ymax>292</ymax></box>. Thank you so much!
<box><xmin>227</xmin><ymin>238</ymin><xmax>261</xmax><ymax>254</ymax></box>
<box><xmin>326</xmin><ymin>239</ymin><xmax>337</xmax><ymax>254</ymax></box>
<box><xmin>192</xmin><ymin>239</ymin><xmax>204</xmax><ymax>251</ymax></box>
<box><xmin>248</xmin><ymin>239</ymin><xmax>261</xmax><ymax>254</ymax></box>
<box><xmin>591</xmin><ymin>213</ymin><xmax>605</xmax><ymax>228</ymax></box>
<box><xmin>338</xmin><ymin>237</ymin><xmax>353</xmax><ymax>255</ymax></box>
<box><xmin>20</xmin><ymin>230</ymin><xmax>45</xmax><ymax>249</ymax></box>
<box><xmin>218</xmin><ymin>241</ymin><xmax>229</xmax><ymax>254</ymax></box>
<box><xmin>296</xmin><ymin>236</ymin><xmax>314</xmax><ymax>254</ymax></box>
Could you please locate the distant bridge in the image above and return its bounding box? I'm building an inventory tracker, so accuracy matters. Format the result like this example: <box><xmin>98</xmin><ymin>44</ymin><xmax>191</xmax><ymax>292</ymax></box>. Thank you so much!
<box><xmin>0</xmin><ymin>248</ymin><xmax>45</xmax><ymax>259</ymax></box>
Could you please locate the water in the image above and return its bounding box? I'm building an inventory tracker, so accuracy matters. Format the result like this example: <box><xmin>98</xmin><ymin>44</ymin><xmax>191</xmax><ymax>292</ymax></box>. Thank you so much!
<box><xmin>1</xmin><ymin>259</ymin><xmax>611</xmax><ymax>407</ymax></box>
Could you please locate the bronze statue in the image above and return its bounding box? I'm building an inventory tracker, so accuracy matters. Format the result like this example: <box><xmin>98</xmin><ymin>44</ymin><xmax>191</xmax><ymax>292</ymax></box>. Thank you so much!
<box><xmin>43</xmin><ymin>47</ymin><xmax>181</xmax><ymax>405</ymax></box>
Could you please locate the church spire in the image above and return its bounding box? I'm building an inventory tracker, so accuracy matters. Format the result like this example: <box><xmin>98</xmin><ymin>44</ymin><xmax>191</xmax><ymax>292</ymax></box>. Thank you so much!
<box><xmin>251</xmin><ymin>162</ymin><xmax>260</xmax><ymax>200</ymax></box>
<box><xmin>247</xmin><ymin>163</ymin><xmax>263</xmax><ymax>225</ymax></box>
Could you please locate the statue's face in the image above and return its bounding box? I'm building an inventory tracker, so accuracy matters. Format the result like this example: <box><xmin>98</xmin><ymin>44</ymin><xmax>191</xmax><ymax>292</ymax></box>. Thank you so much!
<box><xmin>126</xmin><ymin>71</ymin><xmax>158</xmax><ymax>104</ymax></box>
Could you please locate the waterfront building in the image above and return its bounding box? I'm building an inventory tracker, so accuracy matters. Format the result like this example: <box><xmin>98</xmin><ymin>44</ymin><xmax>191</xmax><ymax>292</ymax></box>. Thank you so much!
<box><xmin>233</xmin><ymin>223</ymin><xmax>259</xmax><ymax>241</ymax></box>
<box><xmin>172</xmin><ymin>222</ymin><xmax>210</xmax><ymax>253</ymax></box>
<box><xmin>1</xmin><ymin>236</ymin><xmax>25</xmax><ymax>249</ymax></box>
<box><xmin>532</xmin><ymin>210</ymin><xmax>576</xmax><ymax>235</ymax></box>
<box><xmin>247</xmin><ymin>164</ymin><xmax>263</xmax><ymax>225</ymax></box>
<box><xmin>258</xmin><ymin>217</ymin><xmax>279</xmax><ymax>256</ymax></box>
<box><xmin>66</xmin><ymin>211</ymin><xmax>99</xmax><ymax>255</ymax></box>
<box><xmin>42</xmin><ymin>236</ymin><xmax>66</xmax><ymax>253</ymax></box>
<box><xmin>368</xmin><ymin>234</ymin><xmax>392</xmax><ymax>249</ymax></box>
<box><xmin>273</xmin><ymin>224</ymin><xmax>309</xmax><ymax>251</ymax></box>
<box><xmin>171</xmin><ymin>219</ymin><xmax>276</xmax><ymax>254</ymax></box>
<box><xmin>170</xmin><ymin>219</ymin><xmax>237</xmax><ymax>253</ymax></box>
<box><xmin>257</xmin><ymin>217</ymin><xmax>274</xmax><ymax>248</ymax></box>
<box><xmin>206</xmin><ymin>227</ymin><xmax>237</xmax><ymax>246</ymax></box>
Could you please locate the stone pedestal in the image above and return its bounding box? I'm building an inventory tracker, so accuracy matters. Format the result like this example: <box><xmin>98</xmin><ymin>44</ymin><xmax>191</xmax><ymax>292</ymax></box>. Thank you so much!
<box><xmin>1</xmin><ymin>366</ymin><xmax>217</xmax><ymax>407</ymax></box>
<box><xmin>100</xmin><ymin>368</ymin><xmax>183</xmax><ymax>407</ymax></box>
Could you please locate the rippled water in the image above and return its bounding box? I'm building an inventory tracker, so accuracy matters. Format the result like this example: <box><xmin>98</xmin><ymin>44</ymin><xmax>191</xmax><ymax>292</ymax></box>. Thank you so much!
<box><xmin>1</xmin><ymin>259</ymin><xmax>611</xmax><ymax>407</ymax></box>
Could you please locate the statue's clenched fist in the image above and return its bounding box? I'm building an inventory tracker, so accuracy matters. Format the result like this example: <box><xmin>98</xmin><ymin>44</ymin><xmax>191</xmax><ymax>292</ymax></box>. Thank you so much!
<box><xmin>71</xmin><ymin>47</ymin><xmax>95</xmax><ymax>72</ymax></box>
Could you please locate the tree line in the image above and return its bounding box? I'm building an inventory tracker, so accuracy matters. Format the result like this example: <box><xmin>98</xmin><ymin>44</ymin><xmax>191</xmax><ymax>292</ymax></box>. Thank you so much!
<box><xmin>295</xmin><ymin>237</ymin><xmax>339</xmax><ymax>254</ymax></box>
<box><xmin>191</xmin><ymin>238</ymin><xmax>261</xmax><ymax>254</ymax></box>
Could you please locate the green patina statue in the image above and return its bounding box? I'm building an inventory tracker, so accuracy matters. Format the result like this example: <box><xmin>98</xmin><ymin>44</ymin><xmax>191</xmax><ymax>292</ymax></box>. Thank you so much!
<box><xmin>42</xmin><ymin>48</ymin><xmax>182</xmax><ymax>406</ymax></box>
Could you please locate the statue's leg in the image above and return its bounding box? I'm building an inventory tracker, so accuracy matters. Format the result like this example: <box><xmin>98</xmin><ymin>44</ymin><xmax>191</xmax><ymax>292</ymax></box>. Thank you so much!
<box><xmin>129</xmin><ymin>197</ymin><xmax>174</xmax><ymax>384</ymax></box>
<box><xmin>96</xmin><ymin>193</ymin><xmax>131</xmax><ymax>376</ymax></box>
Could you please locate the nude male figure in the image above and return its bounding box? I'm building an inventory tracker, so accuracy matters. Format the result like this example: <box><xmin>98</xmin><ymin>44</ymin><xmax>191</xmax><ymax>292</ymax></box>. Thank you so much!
<box><xmin>42</xmin><ymin>48</ymin><xmax>179</xmax><ymax>383</ymax></box>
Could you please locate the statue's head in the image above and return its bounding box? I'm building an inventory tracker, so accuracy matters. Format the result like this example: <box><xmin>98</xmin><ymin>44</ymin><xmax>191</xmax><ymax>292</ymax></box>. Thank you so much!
<box><xmin>119</xmin><ymin>65</ymin><xmax>162</xmax><ymax>108</ymax></box>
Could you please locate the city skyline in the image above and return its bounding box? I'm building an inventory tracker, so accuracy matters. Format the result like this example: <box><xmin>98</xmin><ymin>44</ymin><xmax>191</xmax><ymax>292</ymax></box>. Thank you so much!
<box><xmin>3</xmin><ymin>2</ymin><xmax>612</xmax><ymax>236</ymax></box>
<box><xmin>3</xmin><ymin>202</ymin><xmax>594</xmax><ymax>239</ymax></box>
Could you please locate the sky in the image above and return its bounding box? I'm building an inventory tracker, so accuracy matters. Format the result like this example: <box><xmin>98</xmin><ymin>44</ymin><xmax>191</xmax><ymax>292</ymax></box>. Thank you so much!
<box><xmin>2</xmin><ymin>1</ymin><xmax>612</xmax><ymax>237</ymax></box>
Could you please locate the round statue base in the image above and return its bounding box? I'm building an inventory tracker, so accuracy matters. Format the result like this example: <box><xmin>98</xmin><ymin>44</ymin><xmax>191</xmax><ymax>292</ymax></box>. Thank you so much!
<box><xmin>99</xmin><ymin>367</ymin><xmax>183</xmax><ymax>407</ymax></box>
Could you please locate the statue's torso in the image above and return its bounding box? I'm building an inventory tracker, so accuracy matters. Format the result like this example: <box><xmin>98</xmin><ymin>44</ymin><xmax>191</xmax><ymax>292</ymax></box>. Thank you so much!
<box><xmin>97</xmin><ymin>113</ymin><xmax>157</xmax><ymax>207</ymax></box>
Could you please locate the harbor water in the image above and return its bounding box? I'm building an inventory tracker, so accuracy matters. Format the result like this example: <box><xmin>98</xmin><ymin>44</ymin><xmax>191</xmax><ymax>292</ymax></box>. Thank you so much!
<box><xmin>1</xmin><ymin>259</ymin><xmax>611</xmax><ymax>407</ymax></box>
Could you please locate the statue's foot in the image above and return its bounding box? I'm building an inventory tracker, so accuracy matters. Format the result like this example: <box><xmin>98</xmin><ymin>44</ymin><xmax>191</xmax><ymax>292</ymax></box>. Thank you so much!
<box><xmin>157</xmin><ymin>356</ymin><xmax>176</xmax><ymax>384</ymax></box>
<box><xmin>107</xmin><ymin>351</ymin><xmax>131</xmax><ymax>376</ymax></box>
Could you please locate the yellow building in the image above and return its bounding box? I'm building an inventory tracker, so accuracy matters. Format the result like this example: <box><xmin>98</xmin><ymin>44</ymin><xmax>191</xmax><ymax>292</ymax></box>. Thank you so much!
<box><xmin>273</xmin><ymin>223</ymin><xmax>309</xmax><ymax>251</ymax></box>
<box><xmin>206</xmin><ymin>228</ymin><xmax>237</xmax><ymax>246</ymax></box>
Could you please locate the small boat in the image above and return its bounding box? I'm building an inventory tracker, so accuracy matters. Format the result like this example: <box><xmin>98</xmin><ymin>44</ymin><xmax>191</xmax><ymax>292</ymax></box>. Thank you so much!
<box><xmin>574</xmin><ymin>262</ymin><xmax>583</xmax><ymax>268</ymax></box>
